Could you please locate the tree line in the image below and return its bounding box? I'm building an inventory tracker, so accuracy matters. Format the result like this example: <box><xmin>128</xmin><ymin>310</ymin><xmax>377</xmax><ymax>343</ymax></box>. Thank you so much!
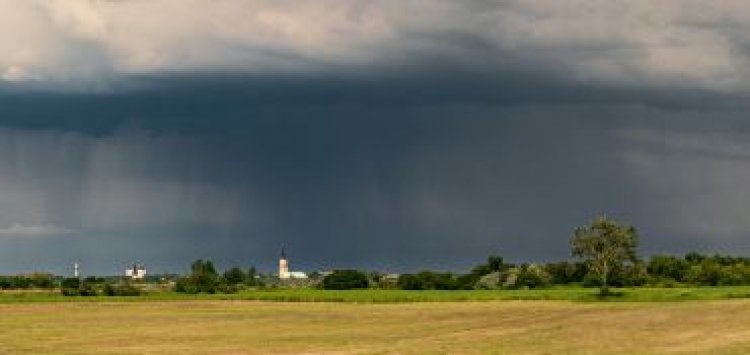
<box><xmin>303</xmin><ymin>216</ymin><xmax>750</xmax><ymax>294</ymax></box>
<box><xmin>0</xmin><ymin>273</ymin><xmax>56</xmax><ymax>289</ymax></box>
<box><xmin>3</xmin><ymin>216</ymin><xmax>750</xmax><ymax>296</ymax></box>
<box><xmin>169</xmin><ymin>216</ymin><xmax>750</xmax><ymax>295</ymax></box>
<box><xmin>174</xmin><ymin>259</ymin><xmax>261</xmax><ymax>294</ymax></box>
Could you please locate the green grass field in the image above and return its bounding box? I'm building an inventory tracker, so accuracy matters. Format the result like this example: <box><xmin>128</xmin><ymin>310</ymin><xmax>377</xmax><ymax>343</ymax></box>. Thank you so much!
<box><xmin>2</xmin><ymin>298</ymin><xmax>750</xmax><ymax>354</ymax></box>
<box><xmin>4</xmin><ymin>286</ymin><xmax>750</xmax><ymax>304</ymax></box>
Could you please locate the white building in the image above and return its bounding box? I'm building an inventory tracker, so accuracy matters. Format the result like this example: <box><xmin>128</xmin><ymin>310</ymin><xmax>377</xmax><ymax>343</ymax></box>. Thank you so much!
<box><xmin>278</xmin><ymin>246</ymin><xmax>307</xmax><ymax>279</ymax></box>
<box><xmin>124</xmin><ymin>263</ymin><xmax>147</xmax><ymax>280</ymax></box>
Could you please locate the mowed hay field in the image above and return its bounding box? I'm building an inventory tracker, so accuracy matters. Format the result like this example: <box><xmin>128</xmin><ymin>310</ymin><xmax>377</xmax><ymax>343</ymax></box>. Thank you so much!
<box><xmin>1</xmin><ymin>300</ymin><xmax>750</xmax><ymax>354</ymax></box>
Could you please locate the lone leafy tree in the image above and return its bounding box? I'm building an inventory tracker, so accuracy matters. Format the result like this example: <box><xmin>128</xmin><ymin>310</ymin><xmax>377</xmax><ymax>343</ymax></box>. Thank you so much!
<box><xmin>571</xmin><ymin>216</ymin><xmax>639</xmax><ymax>295</ymax></box>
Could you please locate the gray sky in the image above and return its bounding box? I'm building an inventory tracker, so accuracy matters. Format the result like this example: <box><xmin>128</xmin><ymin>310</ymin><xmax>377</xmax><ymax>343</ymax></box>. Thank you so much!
<box><xmin>2</xmin><ymin>1</ymin><xmax>750</xmax><ymax>275</ymax></box>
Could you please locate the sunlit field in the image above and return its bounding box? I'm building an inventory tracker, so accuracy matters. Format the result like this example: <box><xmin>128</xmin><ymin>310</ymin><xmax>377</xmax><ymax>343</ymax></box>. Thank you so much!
<box><xmin>2</xmin><ymin>299</ymin><xmax>750</xmax><ymax>354</ymax></box>
<box><xmin>3</xmin><ymin>286</ymin><xmax>750</xmax><ymax>304</ymax></box>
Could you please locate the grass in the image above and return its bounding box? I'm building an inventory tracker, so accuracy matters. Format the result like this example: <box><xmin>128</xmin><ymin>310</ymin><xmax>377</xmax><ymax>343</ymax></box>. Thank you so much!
<box><xmin>2</xmin><ymin>299</ymin><xmax>750</xmax><ymax>354</ymax></box>
<box><xmin>4</xmin><ymin>285</ymin><xmax>750</xmax><ymax>304</ymax></box>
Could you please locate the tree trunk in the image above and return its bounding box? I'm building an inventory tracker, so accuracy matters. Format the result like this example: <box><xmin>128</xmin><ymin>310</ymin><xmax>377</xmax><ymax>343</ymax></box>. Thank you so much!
<box><xmin>600</xmin><ymin>261</ymin><xmax>609</xmax><ymax>296</ymax></box>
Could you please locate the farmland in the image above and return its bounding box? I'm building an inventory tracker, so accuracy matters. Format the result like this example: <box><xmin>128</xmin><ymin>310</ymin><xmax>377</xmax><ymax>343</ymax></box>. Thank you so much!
<box><xmin>4</xmin><ymin>286</ymin><xmax>750</xmax><ymax>304</ymax></box>
<box><xmin>2</xmin><ymin>298</ymin><xmax>750</xmax><ymax>354</ymax></box>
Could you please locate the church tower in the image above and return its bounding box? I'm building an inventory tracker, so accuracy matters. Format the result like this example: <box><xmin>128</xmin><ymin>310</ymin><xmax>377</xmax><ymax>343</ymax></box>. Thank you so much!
<box><xmin>279</xmin><ymin>245</ymin><xmax>290</xmax><ymax>279</ymax></box>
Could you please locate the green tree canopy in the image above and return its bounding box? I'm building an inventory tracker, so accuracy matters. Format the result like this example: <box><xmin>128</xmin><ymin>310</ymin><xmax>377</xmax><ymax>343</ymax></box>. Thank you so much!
<box><xmin>223</xmin><ymin>267</ymin><xmax>246</xmax><ymax>285</ymax></box>
<box><xmin>571</xmin><ymin>216</ymin><xmax>639</xmax><ymax>295</ymax></box>
<box><xmin>176</xmin><ymin>259</ymin><xmax>220</xmax><ymax>294</ymax></box>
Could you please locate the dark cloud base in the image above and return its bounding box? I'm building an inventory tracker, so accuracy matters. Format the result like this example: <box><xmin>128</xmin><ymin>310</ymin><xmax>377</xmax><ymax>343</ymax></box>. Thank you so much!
<box><xmin>0</xmin><ymin>72</ymin><xmax>748</xmax><ymax>275</ymax></box>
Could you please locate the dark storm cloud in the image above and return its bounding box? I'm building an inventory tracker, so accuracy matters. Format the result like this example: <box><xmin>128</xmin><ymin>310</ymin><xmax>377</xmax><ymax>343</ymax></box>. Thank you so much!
<box><xmin>2</xmin><ymin>1</ymin><xmax>750</xmax><ymax>274</ymax></box>
<box><xmin>2</xmin><ymin>78</ymin><xmax>748</xmax><ymax>275</ymax></box>
<box><xmin>0</xmin><ymin>66</ymin><xmax>746</xmax><ymax>138</ymax></box>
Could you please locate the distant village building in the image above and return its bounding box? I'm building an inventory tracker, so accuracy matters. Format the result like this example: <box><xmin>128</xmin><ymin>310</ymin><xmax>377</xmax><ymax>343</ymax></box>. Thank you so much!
<box><xmin>124</xmin><ymin>263</ymin><xmax>147</xmax><ymax>280</ymax></box>
<box><xmin>383</xmin><ymin>273</ymin><xmax>400</xmax><ymax>281</ymax></box>
<box><xmin>279</xmin><ymin>246</ymin><xmax>289</xmax><ymax>279</ymax></box>
<box><xmin>288</xmin><ymin>271</ymin><xmax>308</xmax><ymax>279</ymax></box>
<box><xmin>278</xmin><ymin>245</ymin><xmax>307</xmax><ymax>279</ymax></box>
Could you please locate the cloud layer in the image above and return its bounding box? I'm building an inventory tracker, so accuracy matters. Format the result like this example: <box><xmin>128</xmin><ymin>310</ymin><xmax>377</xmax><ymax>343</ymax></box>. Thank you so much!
<box><xmin>1</xmin><ymin>102</ymin><xmax>748</xmax><ymax>274</ymax></box>
<box><xmin>0</xmin><ymin>224</ymin><xmax>71</xmax><ymax>238</ymax></box>
<box><xmin>2</xmin><ymin>0</ymin><xmax>750</xmax><ymax>93</ymax></box>
<box><xmin>1</xmin><ymin>1</ymin><xmax>750</xmax><ymax>275</ymax></box>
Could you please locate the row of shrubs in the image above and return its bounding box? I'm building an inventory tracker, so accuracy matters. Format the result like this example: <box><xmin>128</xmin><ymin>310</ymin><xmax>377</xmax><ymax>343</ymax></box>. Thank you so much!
<box><xmin>323</xmin><ymin>265</ymin><xmax>554</xmax><ymax>291</ymax></box>
<box><xmin>170</xmin><ymin>252</ymin><xmax>750</xmax><ymax>294</ymax></box>
<box><xmin>60</xmin><ymin>278</ymin><xmax>142</xmax><ymax>296</ymax></box>
<box><xmin>645</xmin><ymin>255</ymin><xmax>750</xmax><ymax>287</ymax></box>
<box><xmin>0</xmin><ymin>273</ymin><xmax>56</xmax><ymax>289</ymax></box>
<box><xmin>313</xmin><ymin>252</ymin><xmax>750</xmax><ymax>290</ymax></box>
<box><xmin>2</xmin><ymin>251</ymin><xmax>744</xmax><ymax>296</ymax></box>
<box><xmin>174</xmin><ymin>260</ymin><xmax>262</xmax><ymax>294</ymax></box>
